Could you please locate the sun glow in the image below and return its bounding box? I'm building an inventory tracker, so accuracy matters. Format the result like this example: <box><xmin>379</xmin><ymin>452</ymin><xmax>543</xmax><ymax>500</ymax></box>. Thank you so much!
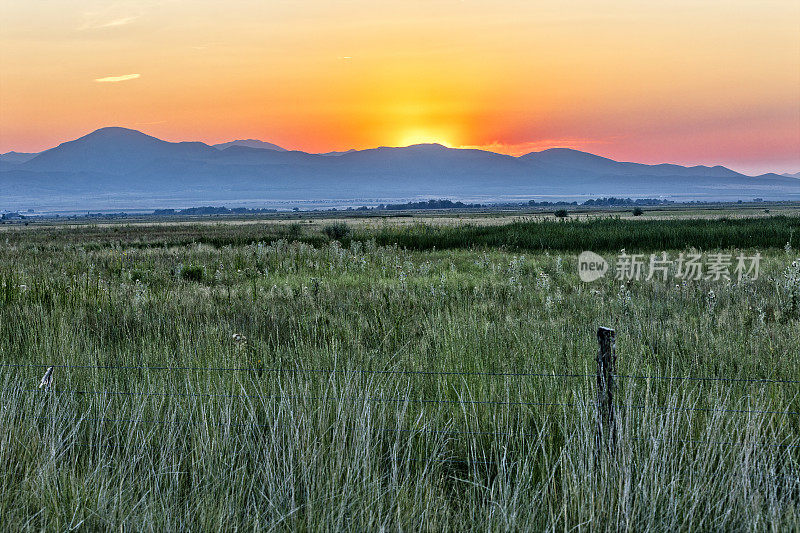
<box><xmin>0</xmin><ymin>1</ymin><xmax>797</xmax><ymax>172</ymax></box>
<box><xmin>395</xmin><ymin>128</ymin><xmax>455</xmax><ymax>148</ymax></box>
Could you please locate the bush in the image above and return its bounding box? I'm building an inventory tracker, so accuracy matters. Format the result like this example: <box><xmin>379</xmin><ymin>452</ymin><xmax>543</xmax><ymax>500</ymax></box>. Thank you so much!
<box><xmin>286</xmin><ymin>223</ymin><xmax>303</xmax><ymax>240</ymax></box>
<box><xmin>633</xmin><ymin>207</ymin><xmax>644</xmax><ymax>216</ymax></box>
<box><xmin>323</xmin><ymin>222</ymin><xmax>351</xmax><ymax>241</ymax></box>
<box><xmin>553</xmin><ymin>209</ymin><xmax>569</xmax><ymax>218</ymax></box>
<box><xmin>180</xmin><ymin>264</ymin><xmax>204</xmax><ymax>282</ymax></box>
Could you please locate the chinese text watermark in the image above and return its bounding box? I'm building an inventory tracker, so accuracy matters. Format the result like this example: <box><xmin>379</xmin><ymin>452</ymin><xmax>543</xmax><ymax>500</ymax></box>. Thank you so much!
<box><xmin>578</xmin><ymin>251</ymin><xmax>761</xmax><ymax>282</ymax></box>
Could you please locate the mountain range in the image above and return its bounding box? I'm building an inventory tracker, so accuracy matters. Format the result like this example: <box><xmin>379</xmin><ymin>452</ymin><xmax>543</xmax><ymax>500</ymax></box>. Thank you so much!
<box><xmin>212</xmin><ymin>139</ymin><xmax>286</xmax><ymax>151</ymax></box>
<box><xmin>2</xmin><ymin>127</ymin><xmax>798</xmax><ymax>213</ymax></box>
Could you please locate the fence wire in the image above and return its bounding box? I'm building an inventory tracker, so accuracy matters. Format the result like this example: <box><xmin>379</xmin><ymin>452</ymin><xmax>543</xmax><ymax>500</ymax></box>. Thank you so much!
<box><xmin>5</xmin><ymin>358</ymin><xmax>798</xmax><ymax>455</ymax></box>
<box><xmin>3</xmin><ymin>362</ymin><xmax>799</xmax><ymax>384</ymax></box>
<box><xmin>28</xmin><ymin>415</ymin><xmax>800</xmax><ymax>450</ymax></box>
<box><xmin>14</xmin><ymin>387</ymin><xmax>800</xmax><ymax>417</ymax></box>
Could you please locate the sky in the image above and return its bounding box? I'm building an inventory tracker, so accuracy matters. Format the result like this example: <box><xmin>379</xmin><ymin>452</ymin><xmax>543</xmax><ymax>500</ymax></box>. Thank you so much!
<box><xmin>0</xmin><ymin>0</ymin><xmax>798</xmax><ymax>175</ymax></box>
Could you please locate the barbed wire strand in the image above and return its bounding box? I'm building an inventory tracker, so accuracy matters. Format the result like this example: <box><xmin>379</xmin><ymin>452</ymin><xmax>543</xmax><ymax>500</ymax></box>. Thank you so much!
<box><xmin>3</xmin><ymin>363</ymin><xmax>799</xmax><ymax>384</ymax></box>
<box><xmin>54</xmin><ymin>442</ymin><xmax>502</xmax><ymax>465</ymax></box>
<box><xmin>31</xmin><ymin>415</ymin><xmax>537</xmax><ymax>439</ymax></box>
<box><xmin>18</xmin><ymin>388</ymin><xmax>578</xmax><ymax>409</ymax></box>
<box><xmin>631</xmin><ymin>436</ymin><xmax>800</xmax><ymax>449</ymax></box>
<box><xmin>617</xmin><ymin>403</ymin><xmax>799</xmax><ymax>417</ymax></box>
<box><xmin>0</xmin><ymin>363</ymin><xmax>593</xmax><ymax>379</ymax></box>
<box><xmin>618</xmin><ymin>373</ymin><xmax>800</xmax><ymax>385</ymax></box>
<box><xmin>29</xmin><ymin>415</ymin><xmax>800</xmax><ymax>449</ymax></box>
<box><xmin>15</xmin><ymin>387</ymin><xmax>799</xmax><ymax>417</ymax></box>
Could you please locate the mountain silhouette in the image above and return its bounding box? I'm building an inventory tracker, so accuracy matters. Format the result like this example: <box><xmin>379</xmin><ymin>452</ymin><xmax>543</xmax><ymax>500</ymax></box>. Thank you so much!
<box><xmin>25</xmin><ymin>127</ymin><xmax>216</xmax><ymax>175</ymax></box>
<box><xmin>2</xmin><ymin>127</ymin><xmax>798</xmax><ymax>211</ymax></box>
<box><xmin>0</xmin><ymin>151</ymin><xmax>38</xmax><ymax>164</ymax></box>
<box><xmin>213</xmin><ymin>139</ymin><xmax>286</xmax><ymax>151</ymax></box>
<box><xmin>520</xmin><ymin>148</ymin><xmax>741</xmax><ymax>178</ymax></box>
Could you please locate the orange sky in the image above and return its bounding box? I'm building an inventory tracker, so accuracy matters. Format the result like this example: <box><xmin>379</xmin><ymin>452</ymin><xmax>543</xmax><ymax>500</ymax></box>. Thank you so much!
<box><xmin>1</xmin><ymin>0</ymin><xmax>798</xmax><ymax>174</ymax></box>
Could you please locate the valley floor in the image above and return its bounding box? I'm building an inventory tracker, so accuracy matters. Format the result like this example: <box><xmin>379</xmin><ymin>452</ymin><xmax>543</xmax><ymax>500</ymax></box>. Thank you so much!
<box><xmin>1</xmin><ymin>216</ymin><xmax>798</xmax><ymax>530</ymax></box>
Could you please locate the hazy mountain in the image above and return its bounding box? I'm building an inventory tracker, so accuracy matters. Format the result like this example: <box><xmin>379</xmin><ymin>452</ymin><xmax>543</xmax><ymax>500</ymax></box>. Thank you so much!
<box><xmin>318</xmin><ymin>149</ymin><xmax>357</xmax><ymax>156</ymax></box>
<box><xmin>520</xmin><ymin>148</ymin><xmax>742</xmax><ymax>178</ymax></box>
<box><xmin>2</xmin><ymin>127</ymin><xmax>799</xmax><ymax>212</ymax></box>
<box><xmin>213</xmin><ymin>139</ymin><xmax>286</xmax><ymax>151</ymax></box>
<box><xmin>0</xmin><ymin>151</ymin><xmax>39</xmax><ymax>163</ymax></box>
<box><xmin>781</xmin><ymin>171</ymin><xmax>800</xmax><ymax>179</ymax></box>
<box><xmin>25</xmin><ymin>127</ymin><xmax>216</xmax><ymax>175</ymax></box>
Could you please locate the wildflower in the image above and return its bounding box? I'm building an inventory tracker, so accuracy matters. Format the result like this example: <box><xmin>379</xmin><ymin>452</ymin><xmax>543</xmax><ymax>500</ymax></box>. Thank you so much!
<box><xmin>707</xmin><ymin>289</ymin><xmax>717</xmax><ymax>310</ymax></box>
<box><xmin>232</xmin><ymin>333</ymin><xmax>248</xmax><ymax>348</ymax></box>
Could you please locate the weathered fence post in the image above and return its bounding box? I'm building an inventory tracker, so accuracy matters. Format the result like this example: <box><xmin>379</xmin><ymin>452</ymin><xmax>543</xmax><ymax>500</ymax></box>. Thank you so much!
<box><xmin>596</xmin><ymin>327</ymin><xmax>616</xmax><ymax>451</ymax></box>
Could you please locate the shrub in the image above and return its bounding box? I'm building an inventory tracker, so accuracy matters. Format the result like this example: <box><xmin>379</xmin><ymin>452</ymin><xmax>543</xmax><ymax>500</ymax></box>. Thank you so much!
<box><xmin>180</xmin><ymin>264</ymin><xmax>204</xmax><ymax>282</ymax></box>
<box><xmin>553</xmin><ymin>209</ymin><xmax>569</xmax><ymax>218</ymax></box>
<box><xmin>286</xmin><ymin>223</ymin><xmax>303</xmax><ymax>240</ymax></box>
<box><xmin>323</xmin><ymin>222</ymin><xmax>351</xmax><ymax>241</ymax></box>
<box><xmin>633</xmin><ymin>207</ymin><xmax>644</xmax><ymax>216</ymax></box>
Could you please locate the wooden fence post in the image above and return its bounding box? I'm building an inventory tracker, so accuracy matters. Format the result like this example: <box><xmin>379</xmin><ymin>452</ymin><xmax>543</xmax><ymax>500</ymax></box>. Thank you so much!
<box><xmin>596</xmin><ymin>327</ymin><xmax>617</xmax><ymax>451</ymax></box>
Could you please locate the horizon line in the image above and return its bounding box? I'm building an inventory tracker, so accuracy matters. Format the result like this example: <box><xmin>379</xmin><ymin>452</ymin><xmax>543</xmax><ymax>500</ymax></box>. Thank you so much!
<box><xmin>1</xmin><ymin>125</ymin><xmax>796</xmax><ymax>177</ymax></box>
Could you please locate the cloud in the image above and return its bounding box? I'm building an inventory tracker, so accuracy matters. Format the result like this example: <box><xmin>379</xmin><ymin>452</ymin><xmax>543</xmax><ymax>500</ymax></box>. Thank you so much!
<box><xmin>94</xmin><ymin>74</ymin><xmax>141</xmax><ymax>83</ymax></box>
<box><xmin>79</xmin><ymin>5</ymin><xmax>141</xmax><ymax>30</ymax></box>
<box><xmin>96</xmin><ymin>16</ymin><xmax>138</xmax><ymax>28</ymax></box>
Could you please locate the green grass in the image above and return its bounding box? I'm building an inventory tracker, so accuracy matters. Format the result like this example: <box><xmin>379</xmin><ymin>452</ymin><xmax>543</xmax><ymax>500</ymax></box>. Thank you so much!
<box><xmin>1</xmin><ymin>219</ymin><xmax>799</xmax><ymax>530</ymax></box>
<box><xmin>361</xmin><ymin>215</ymin><xmax>800</xmax><ymax>252</ymax></box>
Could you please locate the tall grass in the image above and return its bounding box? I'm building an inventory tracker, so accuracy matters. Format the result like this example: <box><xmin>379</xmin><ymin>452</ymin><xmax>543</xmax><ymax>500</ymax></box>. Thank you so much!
<box><xmin>0</xmin><ymin>221</ymin><xmax>798</xmax><ymax>529</ymax></box>
<box><xmin>361</xmin><ymin>215</ymin><xmax>800</xmax><ymax>252</ymax></box>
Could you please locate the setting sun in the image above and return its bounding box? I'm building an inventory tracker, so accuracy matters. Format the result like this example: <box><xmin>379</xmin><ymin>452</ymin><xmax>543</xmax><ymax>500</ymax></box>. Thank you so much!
<box><xmin>395</xmin><ymin>128</ymin><xmax>455</xmax><ymax>147</ymax></box>
<box><xmin>0</xmin><ymin>0</ymin><xmax>798</xmax><ymax>174</ymax></box>
<box><xmin>1</xmin><ymin>3</ymin><xmax>800</xmax><ymax>528</ymax></box>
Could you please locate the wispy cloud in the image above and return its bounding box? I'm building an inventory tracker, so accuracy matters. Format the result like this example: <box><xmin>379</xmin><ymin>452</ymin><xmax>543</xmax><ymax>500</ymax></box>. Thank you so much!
<box><xmin>79</xmin><ymin>5</ymin><xmax>141</xmax><ymax>30</ymax></box>
<box><xmin>97</xmin><ymin>16</ymin><xmax>138</xmax><ymax>28</ymax></box>
<box><xmin>95</xmin><ymin>73</ymin><xmax>141</xmax><ymax>83</ymax></box>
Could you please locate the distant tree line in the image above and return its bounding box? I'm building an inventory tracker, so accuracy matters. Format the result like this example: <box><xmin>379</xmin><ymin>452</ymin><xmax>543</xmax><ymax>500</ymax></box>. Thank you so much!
<box><xmin>153</xmin><ymin>206</ymin><xmax>278</xmax><ymax>216</ymax></box>
<box><xmin>146</xmin><ymin>197</ymin><xmax>751</xmax><ymax>217</ymax></box>
<box><xmin>526</xmin><ymin>201</ymin><xmax>578</xmax><ymax>207</ymax></box>
<box><xmin>580</xmin><ymin>197</ymin><xmax>674</xmax><ymax>206</ymax></box>
<box><xmin>525</xmin><ymin>197</ymin><xmax>674</xmax><ymax>207</ymax></box>
<box><xmin>374</xmin><ymin>199</ymin><xmax>485</xmax><ymax>210</ymax></box>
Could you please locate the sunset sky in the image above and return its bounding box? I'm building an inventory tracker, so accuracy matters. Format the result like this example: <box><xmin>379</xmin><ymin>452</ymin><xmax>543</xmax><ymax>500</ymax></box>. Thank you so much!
<box><xmin>1</xmin><ymin>0</ymin><xmax>798</xmax><ymax>174</ymax></box>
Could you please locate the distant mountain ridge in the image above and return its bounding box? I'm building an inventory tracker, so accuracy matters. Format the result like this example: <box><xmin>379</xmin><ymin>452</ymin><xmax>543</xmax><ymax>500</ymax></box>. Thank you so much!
<box><xmin>212</xmin><ymin>139</ymin><xmax>286</xmax><ymax>151</ymax></box>
<box><xmin>0</xmin><ymin>151</ymin><xmax>39</xmax><ymax>163</ymax></box>
<box><xmin>2</xmin><ymin>127</ymin><xmax>798</xmax><ymax>212</ymax></box>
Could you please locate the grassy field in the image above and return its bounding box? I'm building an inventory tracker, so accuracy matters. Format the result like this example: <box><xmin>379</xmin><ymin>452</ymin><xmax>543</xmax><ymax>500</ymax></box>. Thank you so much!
<box><xmin>3</xmin><ymin>201</ymin><xmax>800</xmax><ymax>232</ymax></box>
<box><xmin>1</xmin><ymin>216</ymin><xmax>799</xmax><ymax>530</ymax></box>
